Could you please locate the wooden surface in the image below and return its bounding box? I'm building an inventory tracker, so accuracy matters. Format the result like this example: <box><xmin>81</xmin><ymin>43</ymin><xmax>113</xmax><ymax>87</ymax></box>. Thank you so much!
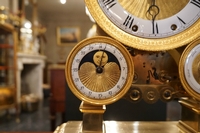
<box><xmin>48</xmin><ymin>65</ymin><xmax>66</xmax><ymax>131</ymax></box>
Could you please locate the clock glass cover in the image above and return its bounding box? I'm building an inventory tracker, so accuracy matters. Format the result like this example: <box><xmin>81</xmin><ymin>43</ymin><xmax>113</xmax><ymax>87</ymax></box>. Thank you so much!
<box><xmin>85</xmin><ymin>0</ymin><xmax>200</xmax><ymax>51</ymax></box>
<box><xmin>179</xmin><ymin>38</ymin><xmax>200</xmax><ymax>101</ymax></box>
<box><xmin>65</xmin><ymin>36</ymin><xmax>134</xmax><ymax>105</ymax></box>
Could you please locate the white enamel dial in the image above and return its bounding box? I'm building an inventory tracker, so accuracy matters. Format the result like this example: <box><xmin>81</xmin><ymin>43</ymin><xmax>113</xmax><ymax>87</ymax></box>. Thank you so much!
<box><xmin>85</xmin><ymin>0</ymin><xmax>200</xmax><ymax>51</ymax></box>
<box><xmin>179</xmin><ymin>38</ymin><xmax>200</xmax><ymax>101</ymax></box>
<box><xmin>99</xmin><ymin>0</ymin><xmax>200</xmax><ymax>38</ymax></box>
<box><xmin>72</xmin><ymin>43</ymin><xmax>127</xmax><ymax>99</ymax></box>
<box><xmin>65</xmin><ymin>36</ymin><xmax>134</xmax><ymax>105</ymax></box>
<box><xmin>184</xmin><ymin>44</ymin><xmax>200</xmax><ymax>93</ymax></box>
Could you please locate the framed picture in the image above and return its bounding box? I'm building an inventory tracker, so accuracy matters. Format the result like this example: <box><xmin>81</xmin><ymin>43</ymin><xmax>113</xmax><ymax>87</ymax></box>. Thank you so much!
<box><xmin>57</xmin><ymin>27</ymin><xmax>80</xmax><ymax>46</ymax></box>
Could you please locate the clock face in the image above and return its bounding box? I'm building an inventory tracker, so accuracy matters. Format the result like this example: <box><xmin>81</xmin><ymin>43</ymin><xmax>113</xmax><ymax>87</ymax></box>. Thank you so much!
<box><xmin>99</xmin><ymin>0</ymin><xmax>199</xmax><ymax>38</ymax></box>
<box><xmin>65</xmin><ymin>36</ymin><xmax>134</xmax><ymax>105</ymax></box>
<box><xmin>85</xmin><ymin>0</ymin><xmax>200</xmax><ymax>51</ymax></box>
<box><xmin>179</xmin><ymin>38</ymin><xmax>200</xmax><ymax>101</ymax></box>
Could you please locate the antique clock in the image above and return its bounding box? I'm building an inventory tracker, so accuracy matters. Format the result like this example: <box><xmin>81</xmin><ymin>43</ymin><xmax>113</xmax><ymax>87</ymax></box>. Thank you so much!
<box><xmin>179</xmin><ymin>38</ymin><xmax>200</xmax><ymax>101</ymax></box>
<box><xmin>85</xmin><ymin>0</ymin><xmax>200</xmax><ymax>51</ymax></box>
<box><xmin>65</xmin><ymin>36</ymin><xmax>134</xmax><ymax>105</ymax></box>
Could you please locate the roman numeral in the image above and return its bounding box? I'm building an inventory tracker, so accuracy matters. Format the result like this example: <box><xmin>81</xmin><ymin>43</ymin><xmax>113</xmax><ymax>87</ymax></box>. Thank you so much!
<box><xmin>102</xmin><ymin>0</ymin><xmax>117</xmax><ymax>9</ymax></box>
<box><xmin>123</xmin><ymin>15</ymin><xmax>134</xmax><ymax>29</ymax></box>
<box><xmin>152</xmin><ymin>22</ymin><xmax>159</xmax><ymax>34</ymax></box>
<box><xmin>190</xmin><ymin>0</ymin><xmax>200</xmax><ymax>8</ymax></box>
<box><xmin>177</xmin><ymin>16</ymin><xmax>186</xmax><ymax>25</ymax></box>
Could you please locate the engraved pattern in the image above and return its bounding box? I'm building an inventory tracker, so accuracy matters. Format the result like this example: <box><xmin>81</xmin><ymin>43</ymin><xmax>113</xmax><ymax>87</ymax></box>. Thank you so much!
<box><xmin>118</xmin><ymin>0</ymin><xmax>188</xmax><ymax>20</ymax></box>
<box><xmin>85</xmin><ymin>0</ymin><xmax>200</xmax><ymax>51</ymax></box>
<box><xmin>65</xmin><ymin>36</ymin><xmax>134</xmax><ymax>105</ymax></box>
<box><xmin>78</xmin><ymin>62</ymin><xmax>120</xmax><ymax>92</ymax></box>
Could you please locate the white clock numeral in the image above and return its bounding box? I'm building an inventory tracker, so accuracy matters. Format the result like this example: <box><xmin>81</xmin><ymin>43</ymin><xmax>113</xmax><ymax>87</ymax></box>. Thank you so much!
<box><xmin>102</xmin><ymin>0</ymin><xmax>117</xmax><ymax>9</ymax></box>
<box><xmin>190</xmin><ymin>0</ymin><xmax>200</xmax><ymax>8</ymax></box>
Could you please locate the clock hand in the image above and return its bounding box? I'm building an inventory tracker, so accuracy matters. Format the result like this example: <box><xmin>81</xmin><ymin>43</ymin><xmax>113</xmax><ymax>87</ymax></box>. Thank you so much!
<box><xmin>99</xmin><ymin>51</ymin><xmax>105</xmax><ymax>67</ymax></box>
<box><xmin>96</xmin><ymin>46</ymin><xmax>107</xmax><ymax>73</ymax></box>
<box><xmin>147</xmin><ymin>0</ymin><xmax>160</xmax><ymax>34</ymax></box>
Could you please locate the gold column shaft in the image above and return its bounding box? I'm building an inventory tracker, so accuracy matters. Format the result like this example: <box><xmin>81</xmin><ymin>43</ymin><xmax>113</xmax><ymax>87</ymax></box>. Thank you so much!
<box><xmin>79</xmin><ymin>102</ymin><xmax>106</xmax><ymax>133</ymax></box>
<box><xmin>178</xmin><ymin>99</ymin><xmax>200</xmax><ymax>133</ymax></box>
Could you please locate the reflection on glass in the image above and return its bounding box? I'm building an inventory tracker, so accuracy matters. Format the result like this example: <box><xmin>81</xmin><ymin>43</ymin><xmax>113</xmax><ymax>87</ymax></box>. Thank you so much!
<box><xmin>192</xmin><ymin>54</ymin><xmax>200</xmax><ymax>84</ymax></box>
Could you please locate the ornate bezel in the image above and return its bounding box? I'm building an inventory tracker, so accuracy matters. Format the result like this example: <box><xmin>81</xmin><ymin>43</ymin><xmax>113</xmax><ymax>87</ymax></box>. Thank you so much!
<box><xmin>65</xmin><ymin>36</ymin><xmax>134</xmax><ymax>105</ymax></box>
<box><xmin>85</xmin><ymin>0</ymin><xmax>200</xmax><ymax>51</ymax></box>
<box><xmin>179</xmin><ymin>38</ymin><xmax>200</xmax><ymax>101</ymax></box>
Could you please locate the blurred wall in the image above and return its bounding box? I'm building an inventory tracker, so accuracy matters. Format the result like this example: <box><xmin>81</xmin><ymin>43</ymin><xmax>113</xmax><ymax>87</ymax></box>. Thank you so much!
<box><xmin>38</xmin><ymin>1</ymin><xmax>94</xmax><ymax>63</ymax></box>
<box><xmin>0</xmin><ymin>0</ymin><xmax>9</xmax><ymax>8</ymax></box>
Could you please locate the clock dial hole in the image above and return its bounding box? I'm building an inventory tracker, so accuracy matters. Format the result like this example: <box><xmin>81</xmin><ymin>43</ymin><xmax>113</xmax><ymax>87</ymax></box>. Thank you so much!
<box><xmin>132</xmin><ymin>25</ymin><xmax>138</xmax><ymax>32</ymax></box>
<box><xmin>171</xmin><ymin>24</ymin><xmax>177</xmax><ymax>31</ymax></box>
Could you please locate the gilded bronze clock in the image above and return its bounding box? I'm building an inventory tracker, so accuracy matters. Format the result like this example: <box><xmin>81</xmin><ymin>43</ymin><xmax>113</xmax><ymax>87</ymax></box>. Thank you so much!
<box><xmin>179</xmin><ymin>38</ymin><xmax>200</xmax><ymax>101</ymax></box>
<box><xmin>85</xmin><ymin>0</ymin><xmax>200</xmax><ymax>51</ymax></box>
<box><xmin>65</xmin><ymin>36</ymin><xmax>134</xmax><ymax>105</ymax></box>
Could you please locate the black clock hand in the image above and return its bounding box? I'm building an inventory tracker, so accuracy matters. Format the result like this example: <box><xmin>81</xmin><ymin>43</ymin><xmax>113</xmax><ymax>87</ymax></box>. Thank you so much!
<box><xmin>147</xmin><ymin>0</ymin><xmax>160</xmax><ymax>34</ymax></box>
<box><xmin>99</xmin><ymin>50</ymin><xmax>105</xmax><ymax>67</ymax></box>
<box><xmin>96</xmin><ymin>46</ymin><xmax>106</xmax><ymax>73</ymax></box>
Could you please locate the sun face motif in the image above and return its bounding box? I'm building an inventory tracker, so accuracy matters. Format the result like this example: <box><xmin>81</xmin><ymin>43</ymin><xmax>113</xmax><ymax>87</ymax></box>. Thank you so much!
<box><xmin>65</xmin><ymin>36</ymin><xmax>134</xmax><ymax>105</ymax></box>
<box><xmin>93</xmin><ymin>51</ymin><xmax>108</xmax><ymax>66</ymax></box>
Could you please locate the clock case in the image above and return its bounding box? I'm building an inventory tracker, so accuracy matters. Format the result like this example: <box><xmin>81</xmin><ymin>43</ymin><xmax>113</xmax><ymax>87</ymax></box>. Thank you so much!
<box><xmin>61</xmin><ymin>1</ymin><xmax>200</xmax><ymax>132</ymax></box>
<box><xmin>85</xmin><ymin>0</ymin><xmax>200</xmax><ymax>51</ymax></box>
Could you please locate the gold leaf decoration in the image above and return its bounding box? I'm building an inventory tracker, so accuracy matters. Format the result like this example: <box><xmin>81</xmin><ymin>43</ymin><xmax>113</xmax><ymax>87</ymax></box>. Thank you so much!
<box><xmin>118</xmin><ymin>0</ymin><xmax>189</xmax><ymax>20</ymax></box>
<box><xmin>78</xmin><ymin>62</ymin><xmax>121</xmax><ymax>92</ymax></box>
